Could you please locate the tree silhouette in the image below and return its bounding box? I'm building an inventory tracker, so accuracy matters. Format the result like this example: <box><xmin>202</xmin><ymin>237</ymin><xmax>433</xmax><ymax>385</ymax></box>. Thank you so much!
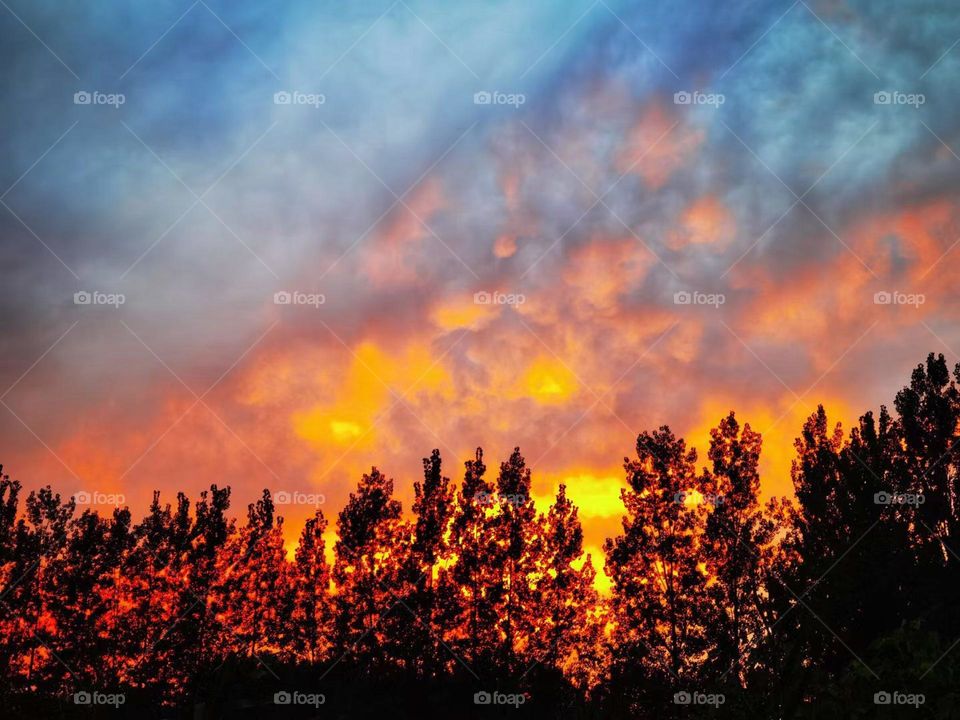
<box><xmin>699</xmin><ymin>413</ymin><xmax>777</xmax><ymax>687</ymax></box>
<box><xmin>291</xmin><ymin>508</ymin><xmax>331</xmax><ymax>664</ymax></box>
<box><xmin>332</xmin><ymin>467</ymin><xmax>407</xmax><ymax>672</ymax></box>
<box><xmin>604</xmin><ymin>426</ymin><xmax>707</xmax><ymax>713</ymax></box>
<box><xmin>2</xmin><ymin>353</ymin><xmax>960</xmax><ymax>717</ymax></box>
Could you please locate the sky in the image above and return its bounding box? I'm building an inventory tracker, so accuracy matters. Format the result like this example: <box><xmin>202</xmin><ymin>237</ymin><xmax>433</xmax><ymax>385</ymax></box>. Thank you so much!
<box><xmin>1</xmin><ymin>0</ymin><xmax>959</xmax><ymax>589</ymax></box>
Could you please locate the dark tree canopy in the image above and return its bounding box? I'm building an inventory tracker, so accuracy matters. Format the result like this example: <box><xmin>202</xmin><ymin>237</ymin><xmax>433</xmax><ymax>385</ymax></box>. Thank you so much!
<box><xmin>2</xmin><ymin>354</ymin><xmax>960</xmax><ymax>718</ymax></box>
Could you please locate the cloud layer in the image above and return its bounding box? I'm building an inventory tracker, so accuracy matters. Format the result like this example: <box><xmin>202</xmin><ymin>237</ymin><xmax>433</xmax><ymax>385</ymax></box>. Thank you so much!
<box><xmin>3</xmin><ymin>0</ymin><xmax>960</xmax><ymax>585</ymax></box>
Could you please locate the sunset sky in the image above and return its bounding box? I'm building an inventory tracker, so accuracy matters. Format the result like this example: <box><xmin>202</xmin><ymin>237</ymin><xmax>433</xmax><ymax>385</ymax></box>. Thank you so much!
<box><xmin>2</xmin><ymin>0</ymin><xmax>959</xmax><ymax>590</ymax></box>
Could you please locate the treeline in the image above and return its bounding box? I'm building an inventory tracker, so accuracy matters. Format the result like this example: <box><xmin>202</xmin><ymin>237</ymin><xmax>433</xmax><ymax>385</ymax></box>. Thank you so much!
<box><xmin>1</xmin><ymin>354</ymin><xmax>960</xmax><ymax>718</ymax></box>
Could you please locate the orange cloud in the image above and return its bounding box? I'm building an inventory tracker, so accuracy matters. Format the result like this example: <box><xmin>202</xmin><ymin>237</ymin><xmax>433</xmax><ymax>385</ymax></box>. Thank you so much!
<box><xmin>617</xmin><ymin>102</ymin><xmax>704</xmax><ymax>189</ymax></box>
<box><xmin>362</xmin><ymin>177</ymin><xmax>446</xmax><ymax>285</ymax></box>
<box><xmin>493</xmin><ymin>234</ymin><xmax>518</xmax><ymax>258</ymax></box>
<box><xmin>670</xmin><ymin>195</ymin><xmax>735</xmax><ymax>249</ymax></box>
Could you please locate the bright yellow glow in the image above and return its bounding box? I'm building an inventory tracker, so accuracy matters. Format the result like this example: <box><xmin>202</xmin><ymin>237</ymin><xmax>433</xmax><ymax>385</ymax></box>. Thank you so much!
<box><xmin>532</xmin><ymin>471</ymin><xmax>625</xmax><ymax>518</ymax></box>
<box><xmin>330</xmin><ymin>420</ymin><xmax>364</xmax><ymax>442</ymax></box>
<box><xmin>521</xmin><ymin>357</ymin><xmax>578</xmax><ymax>403</ymax></box>
<box><xmin>686</xmin><ymin>396</ymin><xmax>857</xmax><ymax>499</ymax></box>
<box><xmin>294</xmin><ymin>341</ymin><xmax>453</xmax><ymax>448</ymax></box>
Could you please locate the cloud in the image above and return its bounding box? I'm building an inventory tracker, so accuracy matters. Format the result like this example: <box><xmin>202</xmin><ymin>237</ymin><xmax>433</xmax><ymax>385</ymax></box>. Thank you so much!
<box><xmin>3</xmin><ymin>0</ymin><xmax>960</xmax><ymax>589</ymax></box>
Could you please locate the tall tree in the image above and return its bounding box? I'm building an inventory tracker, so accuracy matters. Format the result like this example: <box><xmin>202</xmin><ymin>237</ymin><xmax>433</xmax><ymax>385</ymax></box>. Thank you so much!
<box><xmin>604</xmin><ymin>427</ymin><xmax>706</xmax><ymax>694</ymax></box>
<box><xmin>438</xmin><ymin>448</ymin><xmax>500</xmax><ymax>672</ymax></box>
<box><xmin>332</xmin><ymin>467</ymin><xmax>408</xmax><ymax>671</ymax></box>
<box><xmin>292</xmin><ymin>508</ymin><xmax>331</xmax><ymax>664</ymax></box>
<box><xmin>402</xmin><ymin>449</ymin><xmax>455</xmax><ymax>677</ymax></box>
<box><xmin>531</xmin><ymin>483</ymin><xmax>604</xmax><ymax>691</ymax></box>
<box><xmin>700</xmin><ymin>412</ymin><xmax>777</xmax><ymax>686</ymax></box>
<box><xmin>217</xmin><ymin>490</ymin><xmax>292</xmax><ymax>658</ymax></box>
<box><xmin>490</xmin><ymin>448</ymin><xmax>542</xmax><ymax>674</ymax></box>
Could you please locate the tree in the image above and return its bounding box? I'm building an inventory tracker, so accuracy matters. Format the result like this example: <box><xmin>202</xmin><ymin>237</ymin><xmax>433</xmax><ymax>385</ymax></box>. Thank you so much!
<box><xmin>331</xmin><ymin>467</ymin><xmax>408</xmax><ymax>671</ymax></box>
<box><xmin>489</xmin><ymin>448</ymin><xmax>542</xmax><ymax>675</ymax></box>
<box><xmin>530</xmin><ymin>483</ymin><xmax>604</xmax><ymax>691</ymax></box>
<box><xmin>402</xmin><ymin>449</ymin><xmax>455</xmax><ymax>677</ymax></box>
<box><xmin>604</xmin><ymin>427</ymin><xmax>706</xmax><ymax>702</ymax></box>
<box><xmin>438</xmin><ymin>448</ymin><xmax>500</xmax><ymax>672</ymax></box>
<box><xmin>216</xmin><ymin>490</ymin><xmax>292</xmax><ymax>659</ymax></box>
<box><xmin>894</xmin><ymin>353</ymin><xmax>960</xmax><ymax>566</ymax></box>
<box><xmin>700</xmin><ymin>413</ymin><xmax>777</xmax><ymax>687</ymax></box>
<box><xmin>292</xmin><ymin>509</ymin><xmax>331</xmax><ymax>664</ymax></box>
